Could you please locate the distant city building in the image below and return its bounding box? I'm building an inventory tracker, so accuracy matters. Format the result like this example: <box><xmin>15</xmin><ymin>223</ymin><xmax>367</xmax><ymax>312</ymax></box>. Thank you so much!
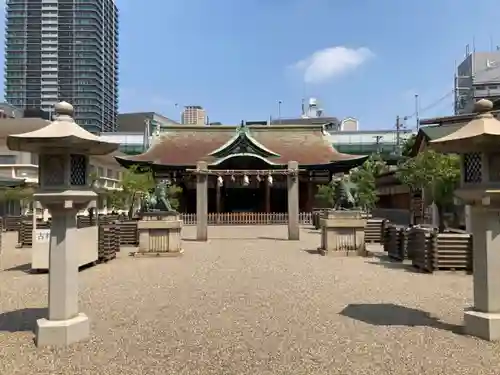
<box><xmin>117</xmin><ymin>112</ymin><xmax>179</xmax><ymax>133</ymax></box>
<box><xmin>4</xmin><ymin>0</ymin><xmax>119</xmax><ymax>133</ymax></box>
<box><xmin>269</xmin><ymin>97</ymin><xmax>344</xmax><ymax>129</ymax></box>
<box><xmin>455</xmin><ymin>49</ymin><xmax>500</xmax><ymax>114</ymax></box>
<box><xmin>181</xmin><ymin>105</ymin><xmax>206</xmax><ymax>125</ymax></box>
<box><xmin>0</xmin><ymin>102</ymin><xmax>50</xmax><ymax>119</ymax></box>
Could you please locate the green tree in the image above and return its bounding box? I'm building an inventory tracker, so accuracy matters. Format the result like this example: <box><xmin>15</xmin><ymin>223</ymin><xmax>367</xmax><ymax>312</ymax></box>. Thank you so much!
<box><xmin>104</xmin><ymin>189</ymin><xmax>128</xmax><ymax>211</ymax></box>
<box><xmin>396</xmin><ymin>149</ymin><xmax>460</xmax><ymax>231</ymax></box>
<box><xmin>350</xmin><ymin>154</ymin><xmax>387</xmax><ymax>211</ymax></box>
<box><xmin>315</xmin><ymin>183</ymin><xmax>335</xmax><ymax>208</ymax></box>
<box><xmin>120</xmin><ymin>165</ymin><xmax>156</xmax><ymax>218</ymax></box>
<box><xmin>401</xmin><ymin>134</ymin><xmax>417</xmax><ymax>157</ymax></box>
<box><xmin>165</xmin><ymin>184</ymin><xmax>182</xmax><ymax>211</ymax></box>
<box><xmin>0</xmin><ymin>185</ymin><xmax>35</xmax><ymax>214</ymax></box>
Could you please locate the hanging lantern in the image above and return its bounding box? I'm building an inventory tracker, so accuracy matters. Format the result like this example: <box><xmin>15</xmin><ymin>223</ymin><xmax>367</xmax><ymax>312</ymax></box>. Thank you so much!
<box><xmin>267</xmin><ymin>174</ymin><xmax>273</xmax><ymax>186</ymax></box>
<box><xmin>217</xmin><ymin>176</ymin><xmax>223</xmax><ymax>187</ymax></box>
<box><xmin>243</xmin><ymin>175</ymin><xmax>250</xmax><ymax>186</ymax></box>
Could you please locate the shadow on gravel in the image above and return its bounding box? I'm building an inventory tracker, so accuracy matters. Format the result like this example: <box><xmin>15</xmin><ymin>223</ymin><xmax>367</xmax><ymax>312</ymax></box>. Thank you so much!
<box><xmin>257</xmin><ymin>236</ymin><xmax>290</xmax><ymax>241</ymax></box>
<box><xmin>0</xmin><ymin>308</ymin><xmax>47</xmax><ymax>332</ymax></box>
<box><xmin>340</xmin><ymin>303</ymin><xmax>463</xmax><ymax>334</ymax></box>
<box><xmin>302</xmin><ymin>249</ymin><xmax>320</xmax><ymax>255</ymax></box>
<box><xmin>367</xmin><ymin>253</ymin><xmax>422</xmax><ymax>273</ymax></box>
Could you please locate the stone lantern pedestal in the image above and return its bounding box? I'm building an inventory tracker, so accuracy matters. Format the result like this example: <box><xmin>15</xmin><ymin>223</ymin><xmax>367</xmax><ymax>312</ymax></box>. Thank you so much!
<box><xmin>430</xmin><ymin>99</ymin><xmax>500</xmax><ymax>341</ymax></box>
<box><xmin>7</xmin><ymin>102</ymin><xmax>119</xmax><ymax>347</ymax></box>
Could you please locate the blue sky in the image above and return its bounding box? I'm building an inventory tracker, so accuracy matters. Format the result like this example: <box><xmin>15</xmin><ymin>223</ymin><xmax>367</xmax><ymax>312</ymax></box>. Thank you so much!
<box><xmin>2</xmin><ymin>0</ymin><xmax>500</xmax><ymax>129</ymax></box>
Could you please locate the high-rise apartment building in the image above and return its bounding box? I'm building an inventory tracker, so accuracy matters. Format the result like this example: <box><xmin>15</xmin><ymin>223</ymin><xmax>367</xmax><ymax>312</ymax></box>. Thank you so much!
<box><xmin>181</xmin><ymin>105</ymin><xmax>206</xmax><ymax>125</ymax></box>
<box><xmin>455</xmin><ymin>50</ymin><xmax>500</xmax><ymax>114</ymax></box>
<box><xmin>4</xmin><ymin>0</ymin><xmax>119</xmax><ymax>133</ymax></box>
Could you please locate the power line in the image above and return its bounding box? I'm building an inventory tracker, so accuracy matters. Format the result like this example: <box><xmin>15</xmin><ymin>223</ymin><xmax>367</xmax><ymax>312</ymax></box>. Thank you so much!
<box><xmin>403</xmin><ymin>90</ymin><xmax>454</xmax><ymax>122</ymax></box>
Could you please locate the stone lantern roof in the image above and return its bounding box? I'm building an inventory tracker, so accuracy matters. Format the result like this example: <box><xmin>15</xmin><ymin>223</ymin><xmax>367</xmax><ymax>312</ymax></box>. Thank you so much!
<box><xmin>430</xmin><ymin>99</ymin><xmax>500</xmax><ymax>153</ymax></box>
<box><xmin>6</xmin><ymin>101</ymin><xmax>119</xmax><ymax>155</ymax></box>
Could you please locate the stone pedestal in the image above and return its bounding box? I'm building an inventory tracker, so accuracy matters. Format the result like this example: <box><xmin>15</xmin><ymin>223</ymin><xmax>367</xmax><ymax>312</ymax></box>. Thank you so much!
<box><xmin>463</xmin><ymin>206</ymin><xmax>500</xmax><ymax>341</ymax></box>
<box><xmin>318</xmin><ymin>210</ymin><xmax>367</xmax><ymax>256</ymax></box>
<box><xmin>136</xmin><ymin>212</ymin><xmax>183</xmax><ymax>257</ymax></box>
<box><xmin>35</xmin><ymin>206</ymin><xmax>90</xmax><ymax>347</ymax></box>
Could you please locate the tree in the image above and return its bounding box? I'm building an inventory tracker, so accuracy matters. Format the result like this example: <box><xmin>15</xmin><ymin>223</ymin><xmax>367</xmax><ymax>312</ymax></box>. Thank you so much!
<box><xmin>401</xmin><ymin>134</ymin><xmax>417</xmax><ymax>157</ymax></box>
<box><xmin>0</xmin><ymin>185</ymin><xmax>35</xmax><ymax>214</ymax></box>
<box><xmin>165</xmin><ymin>184</ymin><xmax>182</xmax><ymax>211</ymax></box>
<box><xmin>105</xmin><ymin>189</ymin><xmax>128</xmax><ymax>211</ymax></box>
<box><xmin>315</xmin><ymin>155</ymin><xmax>387</xmax><ymax>211</ymax></box>
<box><xmin>350</xmin><ymin>154</ymin><xmax>387</xmax><ymax>211</ymax></box>
<box><xmin>396</xmin><ymin>149</ymin><xmax>460</xmax><ymax>231</ymax></box>
<box><xmin>315</xmin><ymin>183</ymin><xmax>335</xmax><ymax>208</ymax></box>
<box><xmin>120</xmin><ymin>165</ymin><xmax>156</xmax><ymax>218</ymax></box>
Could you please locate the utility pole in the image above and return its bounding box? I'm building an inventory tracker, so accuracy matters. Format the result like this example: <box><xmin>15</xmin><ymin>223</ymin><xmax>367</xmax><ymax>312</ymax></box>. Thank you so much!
<box><xmin>278</xmin><ymin>100</ymin><xmax>282</xmax><ymax>124</ymax></box>
<box><xmin>396</xmin><ymin>115</ymin><xmax>402</xmax><ymax>156</ymax></box>
<box><xmin>414</xmin><ymin>94</ymin><xmax>420</xmax><ymax>129</ymax></box>
<box><xmin>374</xmin><ymin>135</ymin><xmax>383</xmax><ymax>154</ymax></box>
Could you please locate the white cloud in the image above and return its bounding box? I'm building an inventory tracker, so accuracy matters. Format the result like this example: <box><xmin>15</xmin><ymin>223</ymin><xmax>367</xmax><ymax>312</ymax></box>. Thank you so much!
<box><xmin>293</xmin><ymin>46</ymin><xmax>374</xmax><ymax>84</ymax></box>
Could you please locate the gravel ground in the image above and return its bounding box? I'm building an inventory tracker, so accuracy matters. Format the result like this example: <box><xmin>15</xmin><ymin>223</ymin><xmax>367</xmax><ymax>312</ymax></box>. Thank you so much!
<box><xmin>0</xmin><ymin>226</ymin><xmax>498</xmax><ymax>375</ymax></box>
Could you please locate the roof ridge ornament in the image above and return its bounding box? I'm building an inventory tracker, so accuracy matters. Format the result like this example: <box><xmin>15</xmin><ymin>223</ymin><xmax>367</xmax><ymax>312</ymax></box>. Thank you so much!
<box><xmin>238</xmin><ymin>120</ymin><xmax>247</xmax><ymax>135</ymax></box>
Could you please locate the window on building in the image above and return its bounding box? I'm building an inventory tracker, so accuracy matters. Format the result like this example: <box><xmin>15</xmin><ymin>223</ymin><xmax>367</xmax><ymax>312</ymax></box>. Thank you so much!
<box><xmin>30</xmin><ymin>153</ymin><xmax>38</xmax><ymax>165</ymax></box>
<box><xmin>0</xmin><ymin>155</ymin><xmax>17</xmax><ymax>164</ymax></box>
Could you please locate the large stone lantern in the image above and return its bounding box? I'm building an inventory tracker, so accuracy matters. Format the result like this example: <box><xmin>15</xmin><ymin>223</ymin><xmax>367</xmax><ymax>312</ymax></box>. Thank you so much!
<box><xmin>430</xmin><ymin>99</ymin><xmax>500</xmax><ymax>341</ymax></box>
<box><xmin>7</xmin><ymin>102</ymin><xmax>119</xmax><ymax>347</ymax></box>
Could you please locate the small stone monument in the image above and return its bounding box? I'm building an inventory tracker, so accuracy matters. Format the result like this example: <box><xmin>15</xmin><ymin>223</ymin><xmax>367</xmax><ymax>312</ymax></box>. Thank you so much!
<box><xmin>430</xmin><ymin>99</ymin><xmax>500</xmax><ymax>341</ymax></box>
<box><xmin>7</xmin><ymin>101</ymin><xmax>119</xmax><ymax>347</ymax></box>
<box><xmin>135</xmin><ymin>180</ymin><xmax>183</xmax><ymax>257</ymax></box>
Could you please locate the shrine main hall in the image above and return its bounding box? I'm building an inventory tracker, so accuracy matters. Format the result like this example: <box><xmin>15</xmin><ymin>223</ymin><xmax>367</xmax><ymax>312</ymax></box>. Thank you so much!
<box><xmin>116</xmin><ymin>124</ymin><xmax>368</xmax><ymax>213</ymax></box>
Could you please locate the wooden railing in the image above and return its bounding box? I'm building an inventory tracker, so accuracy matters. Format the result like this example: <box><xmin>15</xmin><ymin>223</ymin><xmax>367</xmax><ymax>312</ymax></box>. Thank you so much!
<box><xmin>181</xmin><ymin>212</ymin><xmax>312</xmax><ymax>226</ymax></box>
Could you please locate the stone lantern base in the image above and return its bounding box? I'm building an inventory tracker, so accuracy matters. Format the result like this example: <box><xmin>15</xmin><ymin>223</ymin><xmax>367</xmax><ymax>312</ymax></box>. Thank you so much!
<box><xmin>36</xmin><ymin>313</ymin><xmax>90</xmax><ymax>347</ymax></box>
<box><xmin>464</xmin><ymin>309</ymin><xmax>500</xmax><ymax>341</ymax></box>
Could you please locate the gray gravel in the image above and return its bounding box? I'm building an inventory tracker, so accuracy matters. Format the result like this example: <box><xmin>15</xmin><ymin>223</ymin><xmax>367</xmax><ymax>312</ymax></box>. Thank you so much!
<box><xmin>0</xmin><ymin>226</ymin><xmax>498</xmax><ymax>375</ymax></box>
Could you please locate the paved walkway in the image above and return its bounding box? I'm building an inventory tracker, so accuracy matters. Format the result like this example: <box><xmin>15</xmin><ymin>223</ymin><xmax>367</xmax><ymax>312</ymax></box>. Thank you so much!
<box><xmin>0</xmin><ymin>226</ymin><xmax>496</xmax><ymax>375</ymax></box>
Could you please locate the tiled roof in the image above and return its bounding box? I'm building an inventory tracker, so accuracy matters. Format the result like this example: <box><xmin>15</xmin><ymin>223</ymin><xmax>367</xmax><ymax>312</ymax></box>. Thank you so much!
<box><xmin>118</xmin><ymin>125</ymin><xmax>366</xmax><ymax>167</ymax></box>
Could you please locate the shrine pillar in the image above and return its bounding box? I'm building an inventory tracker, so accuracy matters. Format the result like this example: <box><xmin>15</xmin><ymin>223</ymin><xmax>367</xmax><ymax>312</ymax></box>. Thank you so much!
<box><xmin>287</xmin><ymin>161</ymin><xmax>300</xmax><ymax>240</ymax></box>
<box><xmin>196</xmin><ymin>161</ymin><xmax>208</xmax><ymax>241</ymax></box>
<box><xmin>265</xmin><ymin>176</ymin><xmax>271</xmax><ymax>213</ymax></box>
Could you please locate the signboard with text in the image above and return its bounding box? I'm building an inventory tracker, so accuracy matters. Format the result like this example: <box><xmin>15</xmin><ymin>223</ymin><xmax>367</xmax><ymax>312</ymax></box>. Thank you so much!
<box><xmin>34</xmin><ymin>229</ymin><xmax>50</xmax><ymax>243</ymax></box>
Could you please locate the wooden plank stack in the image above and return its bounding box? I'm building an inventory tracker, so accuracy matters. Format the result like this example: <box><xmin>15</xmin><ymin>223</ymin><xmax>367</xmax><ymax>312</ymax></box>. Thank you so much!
<box><xmin>365</xmin><ymin>218</ymin><xmax>386</xmax><ymax>243</ymax></box>
<box><xmin>98</xmin><ymin>224</ymin><xmax>119</xmax><ymax>262</ymax></box>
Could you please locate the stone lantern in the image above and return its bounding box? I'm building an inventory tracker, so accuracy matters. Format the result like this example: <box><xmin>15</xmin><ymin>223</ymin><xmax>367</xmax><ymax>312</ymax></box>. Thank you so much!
<box><xmin>7</xmin><ymin>102</ymin><xmax>119</xmax><ymax>347</ymax></box>
<box><xmin>430</xmin><ymin>99</ymin><xmax>500</xmax><ymax>341</ymax></box>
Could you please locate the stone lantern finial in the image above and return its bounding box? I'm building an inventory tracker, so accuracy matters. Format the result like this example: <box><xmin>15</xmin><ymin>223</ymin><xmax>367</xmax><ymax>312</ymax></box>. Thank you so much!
<box><xmin>474</xmin><ymin>99</ymin><xmax>494</xmax><ymax>115</ymax></box>
<box><xmin>53</xmin><ymin>101</ymin><xmax>74</xmax><ymax>118</ymax></box>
